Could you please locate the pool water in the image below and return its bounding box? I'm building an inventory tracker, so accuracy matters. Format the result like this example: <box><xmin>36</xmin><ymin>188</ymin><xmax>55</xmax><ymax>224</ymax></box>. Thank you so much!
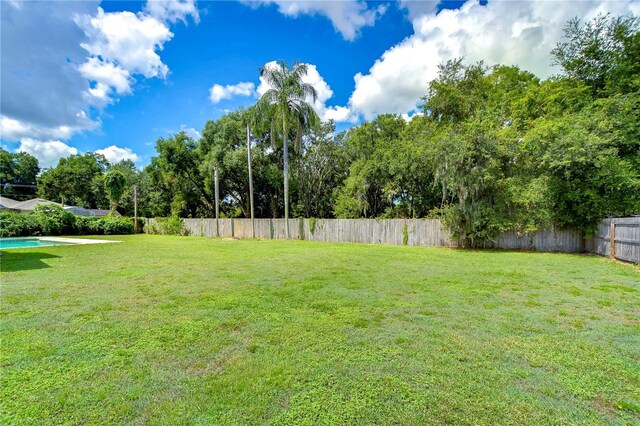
<box><xmin>0</xmin><ymin>238</ymin><xmax>74</xmax><ymax>249</ymax></box>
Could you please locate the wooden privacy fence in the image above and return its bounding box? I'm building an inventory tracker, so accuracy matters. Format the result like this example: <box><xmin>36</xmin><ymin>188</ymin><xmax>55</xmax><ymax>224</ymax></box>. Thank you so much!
<box><xmin>586</xmin><ymin>217</ymin><xmax>640</xmax><ymax>263</ymax></box>
<box><xmin>146</xmin><ymin>217</ymin><xmax>640</xmax><ymax>261</ymax></box>
<box><xmin>176</xmin><ymin>218</ymin><xmax>453</xmax><ymax>246</ymax></box>
<box><xmin>149</xmin><ymin>217</ymin><xmax>591</xmax><ymax>252</ymax></box>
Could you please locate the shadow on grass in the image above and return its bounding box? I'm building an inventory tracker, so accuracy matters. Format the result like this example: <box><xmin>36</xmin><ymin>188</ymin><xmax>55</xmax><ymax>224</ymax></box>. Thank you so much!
<box><xmin>0</xmin><ymin>251</ymin><xmax>61</xmax><ymax>272</ymax></box>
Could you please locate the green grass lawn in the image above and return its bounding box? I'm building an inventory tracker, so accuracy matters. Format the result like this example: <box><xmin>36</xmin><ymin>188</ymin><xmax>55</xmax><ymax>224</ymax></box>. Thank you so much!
<box><xmin>1</xmin><ymin>235</ymin><xmax>639</xmax><ymax>424</ymax></box>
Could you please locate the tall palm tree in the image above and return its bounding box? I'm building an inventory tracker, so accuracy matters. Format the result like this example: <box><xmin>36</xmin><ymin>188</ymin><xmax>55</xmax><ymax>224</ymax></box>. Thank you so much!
<box><xmin>257</xmin><ymin>60</ymin><xmax>319</xmax><ymax>238</ymax></box>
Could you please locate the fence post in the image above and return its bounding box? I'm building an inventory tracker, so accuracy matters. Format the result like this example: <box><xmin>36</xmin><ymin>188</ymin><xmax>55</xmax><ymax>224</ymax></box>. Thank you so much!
<box><xmin>609</xmin><ymin>221</ymin><xmax>616</xmax><ymax>260</ymax></box>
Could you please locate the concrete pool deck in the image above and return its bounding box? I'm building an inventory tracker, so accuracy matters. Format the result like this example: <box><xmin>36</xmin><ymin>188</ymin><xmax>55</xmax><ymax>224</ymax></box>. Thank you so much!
<box><xmin>39</xmin><ymin>237</ymin><xmax>122</xmax><ymax>245</ymax></box>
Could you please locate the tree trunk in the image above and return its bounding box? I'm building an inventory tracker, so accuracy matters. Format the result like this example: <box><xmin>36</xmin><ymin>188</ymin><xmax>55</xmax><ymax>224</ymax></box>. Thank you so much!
<box><xmin>247</xmin><ymin>123</ymin><xmax>255</xmax><ymax>238</ymax></box>
<box><xmin>282</xmin><ymin>116</ymin><xmax>290</xmax><ymax>239</ymax></box>
<box><xmin>271</xmin><ymin>193</ymin><xmax>277</xmax><ymax>219</ymax></box>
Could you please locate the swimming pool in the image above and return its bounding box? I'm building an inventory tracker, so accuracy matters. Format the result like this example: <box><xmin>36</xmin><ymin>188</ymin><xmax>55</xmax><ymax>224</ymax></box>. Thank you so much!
<box><xmin>0</xmin><ymin>237</ymin><xmax>120</xmax><ymax>249</ymax></box>
<box><xmin>0</xmin><ymin>238</ymin><xmax>76</xmax><ymax>249</ymax></box>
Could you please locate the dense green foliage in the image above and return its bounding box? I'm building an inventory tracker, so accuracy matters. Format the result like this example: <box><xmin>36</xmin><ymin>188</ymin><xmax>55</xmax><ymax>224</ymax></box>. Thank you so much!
<box><xmin>4</xmin><ymin>14</ymin><xmax>637</xmax><ymax>245</ymax></box>
<box><xmin>37</xmin><ymin>152</ymin><xmax>110</xmax><ymax>208</ymax></box>
<box><xmin>0</xmin><ymin>211</ymin><xmax>42</xmax><ymax>237</ymax></box>
<box><xmin>104</xmin><ymin>169</ymin><xmax>127</xmax><ymax>213</ymax></box>
<box><xmin>36</xmin><ymin>155</ymin><xmax>144</xmax><ymax>216</ymax></box>
<box><xmin>32</xmin><ymin>204</ymin><xmax>77</xmax><ymax>236</ymax></box>
<box><xmin>0</xmin><ymin>205</ymin><xmax>134</xmax><ymax>237</ymax></box>
<box><xmin>0</xmin><ymin>149</ymin><xmax>39</xmax><ymax>200</ymax></box>
<box><xmin>2</xmin><ymin>236</ymin><xmax>638</xmax><ymax>423</ymax></box>
<box><xmin>147</xmin><ymin>216</ymin><xmax>186</xmax><ymax>236</ymax></box>
<box><xmin>418</xmin><ymin>60</ymin><xmax>639</xmax><ymax>244</ymax></box>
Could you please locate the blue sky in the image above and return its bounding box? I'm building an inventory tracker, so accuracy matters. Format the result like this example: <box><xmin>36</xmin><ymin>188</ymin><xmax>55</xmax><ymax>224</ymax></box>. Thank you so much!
<box><xmin>1</xmin><ymin>0</ymin><xmax>638</xmax><ymax>168</ymax></box>
<box><xmin>79</xmin><ymin>1</ymin><xmax>416</xmax><ymax>159</ymax></box>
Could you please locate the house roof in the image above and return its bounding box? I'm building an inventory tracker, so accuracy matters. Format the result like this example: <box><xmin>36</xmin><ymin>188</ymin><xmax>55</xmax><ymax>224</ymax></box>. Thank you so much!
<box><xmin>63</xmin><ymin>206</ymin><xmax>120</xmax><ymax>217</ymax></box>
<box><xmin>2</xmin><ymin>197</ymin><xmax>120</xmax><ymax>216</ymax></box>
<box><xmin>0</xmin><ymin>196</ymin><xmax>21</xmax><ymax>209</ymax></box>
<box><xmin>91</xmin><ymin>209</ymin><xmax>119</xmax><ymax>217</ymax></box>
<box><xmin>64</xmin><ymin>206</ymin><xmax>97</xmax><ymax>216</ymax></box>
<box><xmin>13</xmin><ymin>198</ymin><xmax>61</xmax><ymax>211</ymax></box>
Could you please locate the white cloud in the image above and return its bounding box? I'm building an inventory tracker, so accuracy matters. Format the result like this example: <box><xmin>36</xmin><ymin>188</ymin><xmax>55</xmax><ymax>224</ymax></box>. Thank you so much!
<box><xmin>180</xmin><ymin>125</ymin><xmax>202</xmax><ymax>140</ymax></box>
<box><xmin>73</xmin><ymin>3</ymin><xmax>204</xmax><ymax>106</ymax></box>
<box><xmin>76</xmin><ymin>7</ymin><xmax>173</xmax><ymax>79</ymax></box>
<box><xmin>242</xmin><ymin>0</ymin><xmax>385</xmax><ymax>40</ymax></box>
<box><xmin>257</xmin><ymin>61</ymin><xmax>357</xmax><ymax>123</ymax></box>
<box><xmin>209</xmin><ymin>82</ymin><xmax>256</xmax><ymax>103</ymax></box>
<box><xmin>347</xmin><ymin>0</ymin><xmax>639</xmax><ymax>120</ymax></box>
<box><xmin>401</xmin><ymin>111</ymin><xmax>423</xmax><ymax>123</ymax></box>
<box><xmin>0</xmin><ymin>114</ymin><xmax>99</xmax><ymax>142</ymax></box>
<box><xmin>16</xmin><ymin>138</ymin><xmax>79</xmax><ymax>169</ymax></box>
<box><xmin>1</xmin><ymin>1</ymin><xmax>193</xmax><ymax>142</ymax></box>
<box><xmin>95</xmin><ymin>145</ymin><xmax>140</xmax><ymax>163</ymax></box>
<box><xmin>144</xmin><ymin>0</ymin><xmax>200</xmax><ymax>24</ymax></box>
<box><xmin>78</xmin><ymin>57</ymin><xmax>132</xmax><ymax>95</ymax></box>
<box><xmin>78</xmin><ymin>57</ymin><xmax>133</xmax><ymax>106</ymax></box>
<box><xmin>323</xmin><ymin>106</ymin><xmax>357</xmax><ymax>123</ymax></box>
<box><xmin>12</xmin><ymin>138</ymin><xmax>140</xmax><ymax>168</ymax></box>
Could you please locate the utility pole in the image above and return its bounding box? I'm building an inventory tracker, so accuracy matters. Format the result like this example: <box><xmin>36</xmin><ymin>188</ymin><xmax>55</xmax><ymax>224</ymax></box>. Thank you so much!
<box><xmin>214</xmin><ymin>164</ymin><xmax>220</xmax><ymax>237</ymax></box>
<box><xmin>247</xmin><ymin>123</ymin><xmax>255</xmax><ymax>238</ymax></box>
<box><xmin>133</xmin><ymin>184</ymin><xmax>138</xmax><ymax>233</ymax></box>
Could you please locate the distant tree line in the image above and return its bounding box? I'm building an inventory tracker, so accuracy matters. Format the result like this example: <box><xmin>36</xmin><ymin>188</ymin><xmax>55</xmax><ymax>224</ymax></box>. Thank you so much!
<box><xmin>2</xmin><ymin>14</ymin><xmax>638</xmax><ymax>245</ymax></box>
<box><xmin>0</xmin><ymin>150</ymin><xmax>39</xmax><ymax>200</ymax></box>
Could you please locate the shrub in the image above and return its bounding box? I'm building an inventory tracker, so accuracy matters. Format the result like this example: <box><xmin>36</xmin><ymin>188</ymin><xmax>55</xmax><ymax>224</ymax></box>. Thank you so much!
<box><xmin>150</xmin><ymin>216</ymin><xmax>186</xmax><ymax>235</ymax></box>
<box><xmin>33</xmin><ymin>204</ymin><xmax>76</xmax><ymax>236</ymax></box>
<box><xmin>0</xmin><ymin>211</ymin><xmax>42</xmax><ymax>237</ymax></box>
<box><xmin>101</xmin><ymin>216</ymin><xmax>134</xmax><ymax>235</ymax></box>
<box><xmin>0</xmin><ymin>208</ymin><xmax>136</xmax><ymax>237</ymax></box>
<box><xmin>75</xmin><ymin>216</ymin><xmax>104</xmax><ymax>235</ymax></box>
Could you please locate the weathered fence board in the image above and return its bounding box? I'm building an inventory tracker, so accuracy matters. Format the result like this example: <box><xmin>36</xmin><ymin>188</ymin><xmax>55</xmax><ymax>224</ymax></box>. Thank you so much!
<box><xmin>488</xmin><ymin>228</ymin><xmax>583</xmax><ymax>252</ymax></box>
<box><xmin>589</xmin><ymin>218</ymin><xmax>640</xmax><ymax>263</ymax></box>
<box><xmin>182</xmin><ymin>218</ymin><xmax>234</xmax><ymax>237</ymax></box>
<box><xmin>146</xmin><ymin>216</ymin><xmax>640</xmax><ymax>261</ymax></box>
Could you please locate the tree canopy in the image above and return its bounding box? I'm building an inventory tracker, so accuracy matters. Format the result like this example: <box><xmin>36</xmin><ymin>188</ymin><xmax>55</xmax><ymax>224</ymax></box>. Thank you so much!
<box><xmin>0</xmin><ymin>149</ymin><xmax>39</xmax><ymax>200</ymax></box>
